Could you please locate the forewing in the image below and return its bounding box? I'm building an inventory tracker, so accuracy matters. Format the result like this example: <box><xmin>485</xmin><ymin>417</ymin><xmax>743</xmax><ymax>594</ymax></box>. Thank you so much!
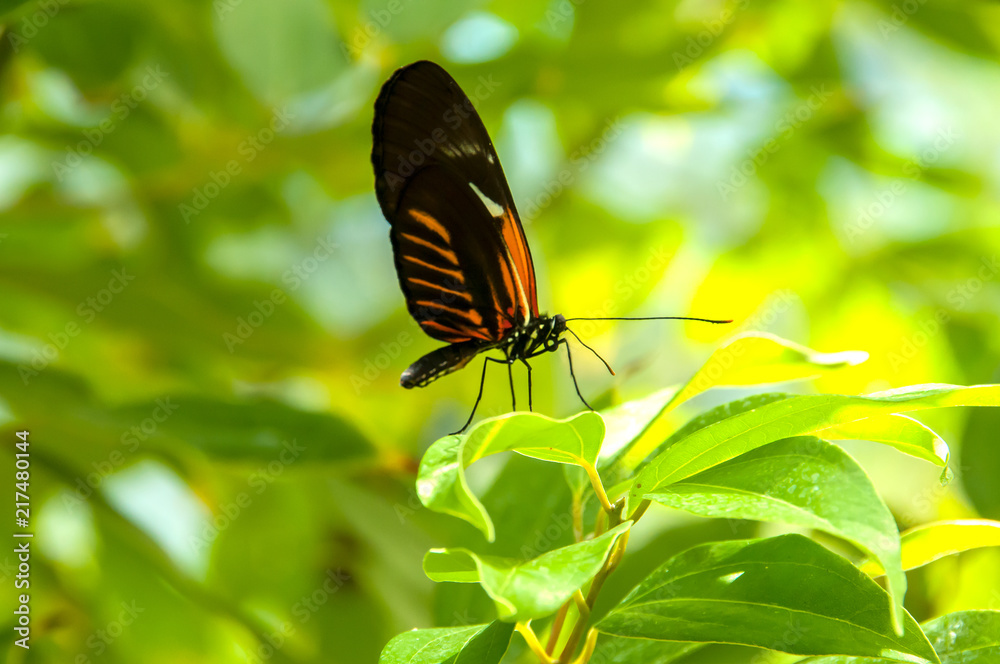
<box><xmin>391</xmin><ymin>167</ymin><xmax>520</xmax><ymax>343</ymax></box>
<box><xmin>372</xmin><ymin>60</ymin><xmax>538</xmax><ymax>321</ymax></box>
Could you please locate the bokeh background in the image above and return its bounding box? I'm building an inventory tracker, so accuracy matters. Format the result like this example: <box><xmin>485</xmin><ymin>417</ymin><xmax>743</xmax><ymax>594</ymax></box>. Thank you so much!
<box><xmin>1</xmin><ymin>0</ymin><xmax>999</xmax><ymax>662</ymax></box>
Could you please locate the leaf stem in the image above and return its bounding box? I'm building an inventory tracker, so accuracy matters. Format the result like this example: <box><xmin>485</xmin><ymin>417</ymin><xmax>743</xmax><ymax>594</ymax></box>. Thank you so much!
<box><xmin>545</xmin><ymin>600</ymin><xmax>571</xmax><ymax>654</ymax></box>
<box><xmin>571</xmin><ymin>491</ymin><xmax>584</xmax><ymax>542</ymax></box>
<box><xmin>570</xmin><ymin>629</ymin><xmax>599</xmax><ymax>664</ymax></box>
<box><xmin>584</xmin><ymin>463</ymin><xmax>614</xmax><ymax>514</ymax></box>
<box><xmin>592</xmin><ymin>505</ymin><xmax>608</xmax><ymax>537</ymax></box>
<box><xmin>628</xmin><ymin>498</ymin><xmax>651</xmax><ymax>523</ymax></box>
<box><xmin>517</xmin><ymin>621</ymin><xmax>557</xmax><ymax>664</ymax></box>
<box><xmin>558</xmin><ymin>549</ymin><xmax>615</xmax><ymax>662</ymax></box>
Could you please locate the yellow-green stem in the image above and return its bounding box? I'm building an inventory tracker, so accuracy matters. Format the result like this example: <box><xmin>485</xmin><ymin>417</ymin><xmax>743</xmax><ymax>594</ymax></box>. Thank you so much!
<box><xmin>517</xmin><ymin>622</ymin><xmax>556</xmax><ymax>664</ymax></box>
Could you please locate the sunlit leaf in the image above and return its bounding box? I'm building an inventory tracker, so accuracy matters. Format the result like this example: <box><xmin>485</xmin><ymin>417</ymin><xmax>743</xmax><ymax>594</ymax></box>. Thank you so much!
<box><xmin>378</xmin><ymin>620</ymin><xmax>513</xmax><ymax>664</ymax></box>
<box><xmin>646</xmin><ymin>436</ymin><xmax>906</xmax><ymax>632</ymax></box>
<box><xmin>670</xmin><ymin>333</ymin><xmax>868</xmax><ymax>408</ymax></box>
<box><xmin>423</xmin><ymin>522</ymin><xmax>630</xmax><ymax>622</ymax></box>
<box><xmin>606</xmin><ymin>392</ymin><xmax>792</xmax><ymax>490</ymax></box>
<box><xmin>861</xmin><ymin>520</ymin><xmax>1000</xmax><ymax>576</ymax></box>
<box><xmin>597</xmin><ymin>534</ymin><xmax>938</xmax><ymax>663</ymax></box>
<box><xmin>416</xmin><ymin>412</ymin><xmax>605</xmax><ymax>540</ymax></box>
<box><xmin>823</xmin><ymin>414</ymin><xmax>949</xmax><ymax>466</ymax></box>
<box><xmin>623</xmin><ymin>334</ymin><xmax>867</xmax><ymax>462</ymax></box>
<box><xmin>632</xmin><ymin>384</ymin><xmax>1000</xmax><ymax>501</ymax></box>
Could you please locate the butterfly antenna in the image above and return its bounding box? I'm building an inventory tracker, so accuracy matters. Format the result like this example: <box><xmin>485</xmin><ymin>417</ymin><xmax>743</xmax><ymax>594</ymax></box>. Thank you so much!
<box><xmin>564</xmin><ymin>316</ymin><xmax>733</xmax><ymax>324</ymax></box>
<box><xmin>565</xmin><ymin>327</ymin><xmax>615</xmax><ymax>376</ymax></box>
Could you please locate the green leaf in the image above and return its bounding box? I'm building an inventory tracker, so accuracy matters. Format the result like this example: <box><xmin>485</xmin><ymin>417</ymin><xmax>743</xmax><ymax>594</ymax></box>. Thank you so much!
<box><xmin>822</xmin><ymin>414</ymin><xmax>949</xmax><ymax>466</ymax></box>
<box><xmin>114</xmin><ymin>396</ymin><xmax>373</xmax><ymax>464</ymax></box>
<box><xmin>378</xmin><ymin>621</ymin><xmax>513</xmax><ymax>664</ymax></box>
<box><xmin>960</xmin><ymin>407</ymin><xmax>1000</xmax><ymax>519</ymax></box>
<box><xmin>632</xmin><ymin>384</ymin><xmax>1000</xmax><ymax>500</ymax></box>
<box><xmin>214</xmin><ymin>0</ymin><xmax>346</xmax><ymax>104</ymax></box>
<box><xmin>590</xmin><ymin>634</ymin><xmax>702</xmax><ymax>664</ymax></box>
<box><xmin>0</xmin><ymin>0</ymin><xmax>31</xmax><ymax>15</ymax></box>
<box><xmin>623</xmin><ymin>334</ymin><xmax>867</xmax><ymax>463</ymax></box>
<box><xmin>799</xmin><ymin>610</ymin><xmax>1000</xmax><ymax>663</ymax></box>
<box><xmin>423</xmin><ymin>522</ymin><xmax>630</xmax><ymax>622</ymax></box>
<box><xmin>861</xmin><ymin>520</ymin><xmax>1000</xmax><ymax>576</ymax></box>
<box><xmin>417</xmin><ymin>412</ymin><xmax>605</xmax><ymax>540</ymax></box>
<box><xmin>669</xmin><ymin>333</ymin><xmax>868</xmax><ymax>409</ymax></box>
<box><xmin>597</xmin><ymin>534</ymin><xmax>939</xmax><ymax>663</ymax></box>
<box><xmin>599</xmin><ymin>387</ymin><xmax>679</xmax><ymax>462</ymax></box>
<box><xmin>603</xmin><ymin>393</ymin><xmax>793</xmax><ymax>498</ymax></box>
<box><xmin>29</xmin><ymin>4</ymin><xmax>144</xmax><ymax>89</ymax></box>
<box><xmin>645</xmin><ymin>436</ymin><xmax>906</xmax><ymax>633</ymax></box>
<box><xmin>923</xmin><ymin>611</ymin><xmax>1000</xmax><ymax>662</ymax></box>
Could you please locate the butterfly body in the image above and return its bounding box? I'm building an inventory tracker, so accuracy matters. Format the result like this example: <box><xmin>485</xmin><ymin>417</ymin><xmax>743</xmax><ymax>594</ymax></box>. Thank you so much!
<box><xmin>399</xmin><ymin>314</ymin><xmax>566</xmax><ymax>389</ymax></box>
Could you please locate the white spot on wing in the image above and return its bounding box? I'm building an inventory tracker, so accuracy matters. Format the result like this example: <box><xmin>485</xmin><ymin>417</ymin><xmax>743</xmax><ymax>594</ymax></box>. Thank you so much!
<box><xmin>469</xmin><ymin>182</ymin><xmax>504</xmax><ymax>218</ymax></box>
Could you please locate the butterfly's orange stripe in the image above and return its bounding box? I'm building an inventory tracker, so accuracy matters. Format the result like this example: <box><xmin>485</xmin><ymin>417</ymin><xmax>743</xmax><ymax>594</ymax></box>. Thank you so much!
<box><xmin>408</xmin><ymin>277</ymin><xmax>472</xmax><ymax>301</ymax></box>
<box><xmin>415</xmin><ymin>300</ymin><xmax>484</xmax><ymax>325</ymax></box>
<box><xmin>409</xmin><ymin>210</ymin><xmax>451</xmax><ymax>242</ymax></box>
<box><xmin>403</xmin><ymin>255</ymin><xmax>465</xmax><ymax>282</ymax></box>
<box><xmin>501</xmin><ymin>208</ymin><xmax>536</xmax><ymax>317</ymax></box>
<box><xmin>400</xmin><ymin>233</ymin><xmax>459</xmax><ymax>264</ymax></box>
<box><xmin>422</xmin><ymin>319</ymin><xmax>491</xmax><ymax>342</ymax></box>
<box><xmin>493</xmin><ymin>252</ymin><xmax>518</xmax><ymax>323</ymax></box>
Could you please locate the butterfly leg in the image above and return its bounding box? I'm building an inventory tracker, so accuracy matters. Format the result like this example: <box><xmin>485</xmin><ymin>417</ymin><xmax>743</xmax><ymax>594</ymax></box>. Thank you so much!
<box><xmin>506</xmin><ymin>358</ymin><xmax>517</xmax><ymax>411</ymax></box>
<box><xmin>519</xmin><ymin>359</ymin><xmax>533</xmax><ymax>411</ymax></box>
<box><xmin>561</xmin><ymin>339</ymin><xmax>594</xmax><ymax>411</ymax></box>
<box><xmin>454</xmin><ymin>356</ymin><xmax>507</xmax><ymax>435</ymax></box>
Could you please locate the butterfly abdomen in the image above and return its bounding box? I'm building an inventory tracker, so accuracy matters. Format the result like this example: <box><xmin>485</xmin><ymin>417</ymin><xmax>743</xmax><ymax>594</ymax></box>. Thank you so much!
<box><xmin>401</xmin><ymin>340</ymin><xmax>491</xmax><ymax>388</ymax></box>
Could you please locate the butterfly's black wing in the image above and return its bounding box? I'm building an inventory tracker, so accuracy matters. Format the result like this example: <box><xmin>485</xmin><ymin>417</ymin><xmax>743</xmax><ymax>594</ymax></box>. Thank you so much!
<box><xmin>372</xmin><ymin>60</ymin><xmax>539</xmax><ymax>352</ymax></box>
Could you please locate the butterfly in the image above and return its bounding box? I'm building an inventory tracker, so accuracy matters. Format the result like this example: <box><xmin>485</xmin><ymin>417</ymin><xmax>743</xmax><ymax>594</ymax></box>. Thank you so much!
<box><xmin>371</xmin><ymin>61</ymin><xmax>729</xmax><ymax>432</ymax></box>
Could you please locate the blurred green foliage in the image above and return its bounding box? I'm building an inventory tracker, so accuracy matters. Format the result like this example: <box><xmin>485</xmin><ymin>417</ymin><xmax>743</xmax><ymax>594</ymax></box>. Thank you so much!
<box><xmin>0</xmin><ymin>0</ymin><xmax>998</xmax><ymax>662</ymax></box>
